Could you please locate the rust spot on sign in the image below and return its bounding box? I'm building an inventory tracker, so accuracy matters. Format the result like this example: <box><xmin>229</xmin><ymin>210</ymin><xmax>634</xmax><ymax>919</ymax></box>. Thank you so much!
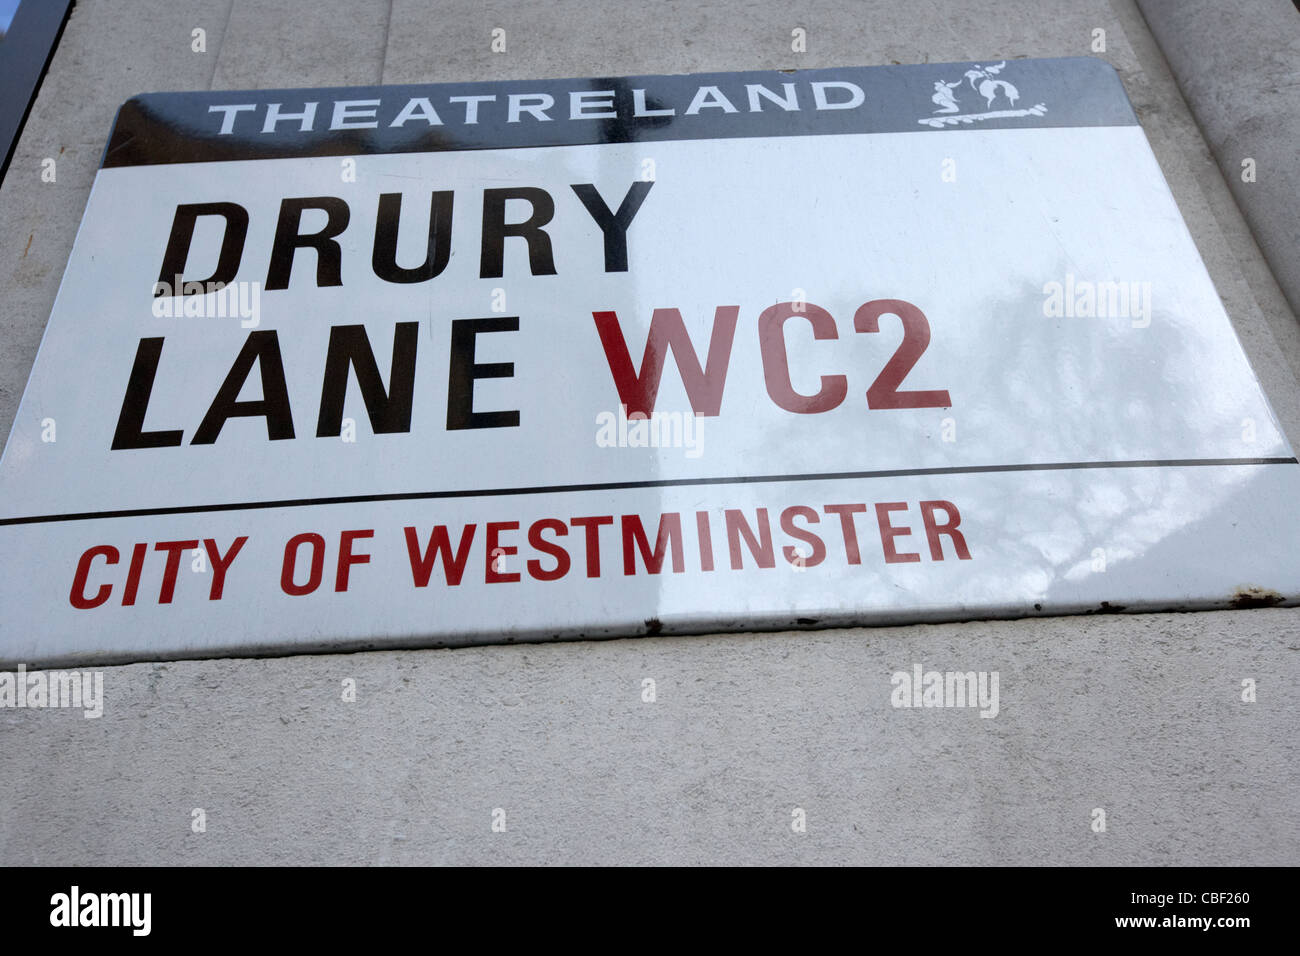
<box><xmin>1230</xmin><ymin>587</ymin><xmax>1284</xmax><ymax>609</ymax></box>
<box><xmin>1085</xmin><ymin>601</ymin><xmax>1127</xmax><ymax>614</ymax></box>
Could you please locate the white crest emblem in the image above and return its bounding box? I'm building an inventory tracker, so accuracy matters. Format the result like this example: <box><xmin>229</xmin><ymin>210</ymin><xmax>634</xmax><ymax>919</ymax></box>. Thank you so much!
<box><xmin>920</xmin><ymin>61</ymin><xmax>1047</xmax><ymax>127</ymax></box>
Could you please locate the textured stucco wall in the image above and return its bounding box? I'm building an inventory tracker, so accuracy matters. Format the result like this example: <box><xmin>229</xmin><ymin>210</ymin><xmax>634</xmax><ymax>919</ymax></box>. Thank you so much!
<box><xmin>0</xmin><ymin>0</ymin><xmax>1297</xmax><ymax>865</ymax></box>
<box><xmin>1138</xmin><ymin>0</ymin><xmax>1300</xmax><ymax>319</ymax></box>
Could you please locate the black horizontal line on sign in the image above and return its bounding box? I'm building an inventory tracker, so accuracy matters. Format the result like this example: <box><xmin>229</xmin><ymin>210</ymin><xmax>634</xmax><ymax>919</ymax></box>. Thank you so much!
<box><xmin>1</xmin><ymin>457</ymin><xmax>1295</xmax><ymax>527</ymax></box>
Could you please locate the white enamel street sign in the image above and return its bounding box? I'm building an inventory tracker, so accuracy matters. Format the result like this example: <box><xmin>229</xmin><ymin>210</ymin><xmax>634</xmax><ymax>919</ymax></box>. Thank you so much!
<box><xmin>2</xmin><ymin>58</ymin><xmax>1297</xmax><ymax>665</ymax></box>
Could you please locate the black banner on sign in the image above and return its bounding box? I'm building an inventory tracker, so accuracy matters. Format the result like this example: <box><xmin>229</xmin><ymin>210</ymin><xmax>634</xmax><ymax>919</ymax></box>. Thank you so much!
<box><xmin>101</xmin><ymin>57</ymin><xmax>1138</xmax><ymax>168</ymax></box>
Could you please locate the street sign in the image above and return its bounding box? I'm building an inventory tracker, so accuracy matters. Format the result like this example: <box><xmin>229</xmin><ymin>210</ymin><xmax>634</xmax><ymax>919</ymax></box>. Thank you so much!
<box><xmin>2</xmin><ymin>57</ymin><xmax>1296</xmax><ymax>665</ymax></box>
